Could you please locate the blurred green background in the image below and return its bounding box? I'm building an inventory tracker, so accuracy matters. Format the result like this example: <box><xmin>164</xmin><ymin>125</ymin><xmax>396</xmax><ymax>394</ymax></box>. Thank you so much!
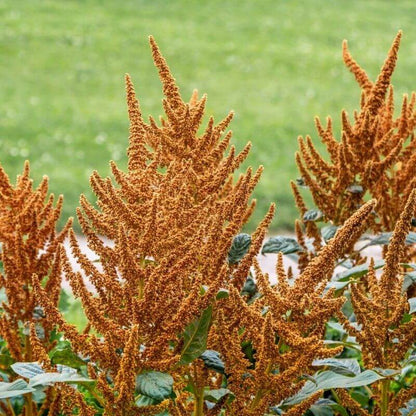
<box><xmin>1</xmin><ymin>0</ymin><xmax>416</xmax><ymax>231</ymax></box>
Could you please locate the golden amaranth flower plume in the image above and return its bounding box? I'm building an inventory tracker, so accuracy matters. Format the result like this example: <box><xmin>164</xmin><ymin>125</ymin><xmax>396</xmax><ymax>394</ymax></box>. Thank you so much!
<box><xmin>293</xmin><ymin>31</ymin><xmax>416</xmax><ymax>250</ymax></box>
<box><xmin>0</xmin><ymin>161</ymin><xmax>72</xmax><ymax>362</ymax></box>
<box><xmin>336</xmin><ymin>189</ymin><xmax>416</xmax><ymax>414</ymax></box>
<box><xmin>209</xmin><ymin>200</ymin><xmax>376</xmax><ymax>414</ymax></box>
<box><xmin>34</xmin><ymin>36</ymin><xmax>274</xmax><ymax>415</ymax></box>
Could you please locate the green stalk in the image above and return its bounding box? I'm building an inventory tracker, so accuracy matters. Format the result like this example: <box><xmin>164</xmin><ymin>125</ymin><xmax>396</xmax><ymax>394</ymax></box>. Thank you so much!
<box><xmin>194</xmin><ymin>386</ymin><xmax>205</xmax><ymax>416</ymax></box>
<box><xmin>380</xmin><ymin>379</ymin><xmax>389</xmax><ymax>416</ymax></box>
<box><xmin>6</xmin><ymin>398</ymin><xmax>16</xmax><ymax>416</ymax></box>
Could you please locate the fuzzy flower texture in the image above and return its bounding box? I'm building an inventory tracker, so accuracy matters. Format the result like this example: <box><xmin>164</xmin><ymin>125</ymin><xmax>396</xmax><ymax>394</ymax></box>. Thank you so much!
<box><xmin>0</xmin><ymin>33</ymin><xmax>415</xmax><ymax>416</ymax></box>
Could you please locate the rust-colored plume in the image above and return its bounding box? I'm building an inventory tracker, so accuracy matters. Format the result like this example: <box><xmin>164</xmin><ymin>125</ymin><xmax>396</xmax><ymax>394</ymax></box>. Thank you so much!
<box><xmin>294</xmin><ymin>31</ymin><xmax>416</xmax><ymax>253</ymax></box>
<box><xmin>34</xmin><ymin>36</ymin><xmax>273</xmax><ymax>415</ymax></box>
<box><xmin>0</xmin><ymin>161</ymin><xmax>72</xmax><ymax>361</ymax></box>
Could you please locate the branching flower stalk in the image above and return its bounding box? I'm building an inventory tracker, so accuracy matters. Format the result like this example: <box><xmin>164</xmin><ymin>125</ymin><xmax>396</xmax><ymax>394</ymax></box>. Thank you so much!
<box><xmin>34</xmin><ymin>36</ymin><xmax>274</xmax><ymax>415</ymax></box>
<box><xmin>210</xmin><ymin>200</ymin><xmax>376</xmax><ymax>415</ymax></box>
<box><xmin>336</xmin><ymin>189</ymin><xmax>416</xmax><ymax>415</ymax></box>
<box><xmin>293</xmin><ymin>31</ymin><xmax>416</xmax><ymax>264</ymax></box>
<box><xmin>0</xmin><ymin>162</ymin><xmax>73</xmax><ymax>415</ymax></box>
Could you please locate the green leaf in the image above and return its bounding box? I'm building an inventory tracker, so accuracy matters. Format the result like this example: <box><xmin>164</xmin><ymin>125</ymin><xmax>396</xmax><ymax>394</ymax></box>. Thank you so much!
<box><xmin>136</xmin><ymin>394</ymin><xmax>160</xmax><ymax>406</ymax></box>
<box><xmin>241</xmin><ymin>277</ymin><xmax>257</xmax><ymax>296</ymax></box>
<box><xmin>408</xmin><ymin>297</ymin><xmax>416</xmax><ymax>314</ymax></box>
<box><xmin>283</xmin><ymin>370</ymin><xmax>384</xmax><ymax>407</ymax></box>
<box><xmin>58</xmin><ymin>289</ymin><xmax>72</xmax><ymax>313</ymax></box>
<box><xmin>325</xmin><ymin>280</ymin><xmax>353</xmax><ymax>292</ymax></box>
<box><xmin>0</xmin><ymin>354</ymin><xmax>14</xmax><ymax>367</ymax></box>
<box><xmin>312</xmin><ymin>358</ymin><xmax>361</xmax><ymax>376</ymax></box>
<box><xmin>363</xmin><ymin>232</ymin><xmax>391</xmax><ymax>247</ymax></box>
<box><xmin>296</xmin><ymin>177</ymin><xmax>307</xmax><ymax>187</ymax></box>
<box><xmin>346</xmin><ymin>184</ymin><xmax>364</xmax><ymax>194</ymax></box>
<box><xmin>228</xmin><ymin>233</ymin><xmax>251</xmax><ymax>264</ymax></box>
<box><xmin>406</xmin><ymin>232</ymin><xmax>416</xmax><ymax>244</ymax></box>
<box><xmin>179</xmin><ymin>306</ymin><xmax>212</xmax><ymax>365</ymax></box>
<box><xmin>403</xmin><ymin>272</ymin><xmax>416</xmax><ymax>292</ymax></box>
<box><xmin>335</xmin><ymin>260</ymin><xmax>385</xmax><ymax>281</ymax></box>
<box><xmin>136</xmin><ymin>371</ymin><xmax>173</xmax><ymax>402</ymax></box>
<box><xmin>11</xmin><ymin>362</ymin><xmax>44</xmax><ymax>378</ymax></box>
<box><xmin>0</xmin><ymin>379</ymin><xmax>35</xmax><ymax>399</ymax></box>
<box><xmin>216</xmin><ymin>289</ymin><xmax>229</xmax><ymax>300</ymax></box>
<box><xmin>50</xmin><ymin>344</ymin><xmax>86</xmax><ymax>369</ymax></box>
<box><xmin>400</xmin><ymin>398</ymin><xmax>416</xmax><ymax>415</ymax></box>
<box><xmin>321</xmin><ymin>225</ymin><xmax>339</xmax><ymax>242</ymax></box>
<box><xmin>199</xmin><ymin>350</ymin><xmax>225</xmax><ymax>374</ymax></box>
<box><xmin>363</xmin><ymin>232</ymin><xmax>416</xmax><ymax>249</ymax></box>
<box><xmin>29</xmin><ymin>365</ymin><xmax>92</xmax><ymax>388</ymax></box>
<box><xmin>303</xmin><ymin>209</ymin><xmax>324</xmax><ymax>222</ymax></box>
<box><xmin>310</xmin><ymin>399</ymin><xmax>349</xmax><ymax>416</ymax></box>
<box><xmin>261</xmin><ymin>236</ymin><xmax>302</xmax><ymax>255</ymax></box>
<box><xmin>204</xmin><ymin>388</ymin><xmax>233</xmax><ymax>403</ymax></box>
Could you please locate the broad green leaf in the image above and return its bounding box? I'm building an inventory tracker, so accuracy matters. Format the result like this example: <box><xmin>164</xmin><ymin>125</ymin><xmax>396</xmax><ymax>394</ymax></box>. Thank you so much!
<box><xmin>136</xmin><ymin>371</ymin><xmax>173</xmax><ymax>402</ymax></box>
<box><xmin>406</xmin><ymin>232</ymin><xmax>416</xmax><ymax>244</ymax></box>
<box><xmin>362</xmin><ymin>232</ymin><xmax>391</xmax><ymax>247</ymax></box>
<box><xmin>199</xmin><ymin>350</ymin><xmax>225</xmax><ymax>374</ymax></box>
<box><xmin>312</xmin><ymin>358</ymin><xmax>361</xmax><ymax>376</ymax></box>
<box><xmin>228</xmin><ymin>233</ymin><xmax>251</xmax><ymax>264</ymax></box>
<box><xmin>283</xmin><ymin>370</ymin><xmax>384</xmax><ymax>407</ymax></box>
<box><xmin>400</xmin><ymin>398</ymin><xmax>416</xmax><ymax>415</ymax></box>
<box><xmin>325</xmin><ymin>280</ymin><xmax>352</xmax><ymax>292</ymax></box>
<box><xmin>403</xmin><ymin>272</ymin><xmax>416</xmax><ymax>292</ymax></box>
<box><xmin>50</xmin><ymin>344</ymin><xmax>86</xmax><ymax>369</ymax></box>
<box><xmin>179</xmin><ymin>306</ymin><xmax>212</xmax><ymax>365</ymax></box>
<box><xmin>204</xmin><ymin>388</ymin><xmax>233</xmax><ymax>403</ymax></box>
<box><xmin>216</xmin><ymin>289</ymin><xmax>229</xmax><ymax>300</ymax></box>
<box><xmin>11</xmin><ymin>362</ymin><xmax>44</xmax><ymax>378</ymax></box>
<box><xmin>29</xmin><ymin>365</ymin><xmax>92</xmax><ymax>388</ymax></box>
<box><xmin>362</xmin><ymin>232</ymin><xmax>416</xmax><ymax>249</ymax></box>
<box><xmin>135</xmin><ymin>395</ymin><xmax>169</xmax><ymax>415</ymax></box>
<box><xmin>136</xmin><ymin>393</ymin><xmax>160</xmax><ymax>406</ymax></box>
<box><xmin>408</xmin><ymin>297</ymin><xmax>416</xmax><ymax>314</ymax></box>
<box><xmin>321</xmin><ymin>225</ymin><xmax>339</xmax><ymax>242</ymax></box>
<box><xmin>326</xmin><ymin>321</ymin><xmax>347</xmax><ymax>337</ymax></box>
<box><xmin>0</xmin><ymin>379</ymin><xmax>34</xmax><ymax>399</ymax></box>
<box><xmin>261</xmin><ymin>236</ymin><xmax>302</xmax><ymax>255</ymax></box>
<box><xmin>241</xmin><ymin>277</ymin><xmax>257</xmax><ymax>296</ymax></box>
<box><xmin>335</xmin><ymin>260</ymin><xmax>385</xmax><ymax>281</ymax></box>
<box><xmin>303</xmin><ymin>209</ymin><xmax>324</xmax><ymax>222</ymax></box>
<box><xmin>310</xmin><ymin>399</ymin><xmax>349</xmax><ymax>416</ymax></box>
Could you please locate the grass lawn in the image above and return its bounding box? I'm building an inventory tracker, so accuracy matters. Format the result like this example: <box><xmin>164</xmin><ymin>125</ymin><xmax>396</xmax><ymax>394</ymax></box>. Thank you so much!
<box><xmin>1</xmin><ymin>0</ymin><xmax>416</xmax><ymax>231</ymax></box>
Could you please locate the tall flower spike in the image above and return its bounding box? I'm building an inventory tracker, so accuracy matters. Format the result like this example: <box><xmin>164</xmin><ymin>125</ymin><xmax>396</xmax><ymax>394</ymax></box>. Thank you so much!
<box><xmin>0</xmin><ymin>161</ymin><xmax>71</xmax><ymax>361</ymax></box>
<box><xmin>336</xmin><ymin>190</ymin><xmax>416</xmax><ymax>413</ymax></box>
<box><xmin>35</xmin><ymin>36</ymin><xmax>272</xmax><ymax>414</ymax></box>
<box><xmin>294</xmin><ymin>31</ymin><xmax>416</xmax><ymax>247</ymax></box>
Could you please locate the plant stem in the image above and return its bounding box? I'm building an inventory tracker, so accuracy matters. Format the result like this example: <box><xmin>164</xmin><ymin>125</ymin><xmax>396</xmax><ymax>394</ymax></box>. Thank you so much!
<box><xmin>26</xmin><ymin>394</ymin><xmax>33</xmax><ymax>416</ymax></box>
<box><xmin>6</xmin><ymin>398</ymin><xmax>15</xmax><ymax>416</ymax></box>
<box><xmin>380</xmin><ymin>379</ymin><xmax>389</xmax><ymax>416</ymax></box>
<box><xmin>194</xmin><ymin>386</ymin><xmax>205</xmax><ymax>416</ymax></box>
<box><xmin>249</xmin><ymin>390</ymin><xmax>263</xmax><ymax>410</ymax></box>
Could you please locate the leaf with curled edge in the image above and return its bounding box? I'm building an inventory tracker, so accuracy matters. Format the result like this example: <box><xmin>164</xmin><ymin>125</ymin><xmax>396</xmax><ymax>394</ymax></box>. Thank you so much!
<box><xmin>0</xmin><ymin>379</ymin><xmax>35</xmax><ymax>399</ymax></box>
<box><xmin>261</xmin><ymin>236</ymin><xmax>302</xmax><ymax>255</ymax></box>
<box><xmin>282</xmin><ymin>370</ymin><xmax>384</xmax><ymax>408</ymax></box>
